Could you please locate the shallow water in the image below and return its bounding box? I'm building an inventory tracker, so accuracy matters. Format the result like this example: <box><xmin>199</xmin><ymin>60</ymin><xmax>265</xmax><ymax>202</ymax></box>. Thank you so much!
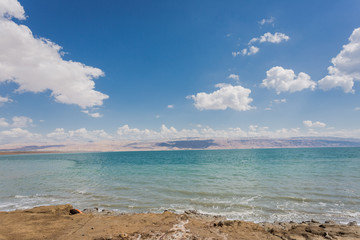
<box><xmin>0</xmin><ymin>148</ymin><xmax>359</xmax><ymax>223</ymax></box>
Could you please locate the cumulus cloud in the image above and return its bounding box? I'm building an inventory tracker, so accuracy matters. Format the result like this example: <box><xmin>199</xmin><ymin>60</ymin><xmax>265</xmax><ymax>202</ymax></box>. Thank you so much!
<box><xmin>3</xmin><ymin>123</ymin><xmax>360</xmax><ymax>144</ymax></box>
<box><xmin>0</xmin><ymin>116</ymin><xmax>33</xmax><ymax>128</ymax></box>
<box><xmin>115</xmin><ymin>124</ymin><xmax>310</xmax><ymax>140</ymax></box>
<box><xmin>47</xmin><ymin>128</ymin><xmax>111</xmax><ymax>141</ymax></box>
<box><xmin>188</xmin><ymin>83</ymin><xmax>254</xmax><ymax>111</ymax></box>
<box><xmin>0</xmin><ymin>0</ymin><xmax>25</xmax><ymax>20</ymax></box>
<box><xmin>249</xmin><ymin>32</ymin><xmax>290</xmax><ymax>44</ymax></box>
<box><xmin>11</xmin><ymin>116</ymin><xmax>33</xmax><ymax>127</ymax></box>
<box><xmin>167</xmin><ymin>104</ymin><xmax>174</xmax><ymax>109</ymax></box>
<box><xmin>227</xmin><ymin>74</ymin><xmax>239</xmax><ymax>81</ymax></box>
<box><xmin>318</xmin><ymin>27</ymin><xmax>360</xmax><ymax>93</ymax></box>
<box><xmin>240</xmin><ymin>46</ymin><xmax>259</xmax><ymax>56</ymax></box>
<box><xmin>261</xmin><ymin>66</ymin><xmax>316</xmax><ymax>94</ymax></box>
<box><xmin>0</xmin><ymin>118</ymin><xmax>9</xmax><ymax>127</ymax></box>
<box><xmin>259</xmin><ymin>17</ymin><xmax>275</xmax><ymax>26</ymax></box>
<box><xmin>232</xmin><ymin>51</ymin><xmax>241</xmax><ymax>57</ymax></box>
<box><xmin>303</xmin><ymin>120</ymin><xmax>326</xmax><ymax>128</ymax></box>
<box><xmin>117</xmin><ymin>124</ymin><xmax>193</xmax><ymax>140</ymax></box>
<box><xmin>81</xmin><ymin>110</ymin><xmax>103</xmax><ymax>118</ymax></box>
<box><xmin>234</xmin><ymin>32</ymin><xmax>289</xmax><ymax>57</ymax></box>
<box><xmin>0</xmin><ymin>128</ymin><xmax>41</xmax><ymax>143</ymax></box>
<box><xmin>117</xmin><ymin>124</ymin><xmax>245</xmax><ymax>140</ymax></box>
<box><xmin>248</xmin><ymin>125</ymin><xmax>258</xmax><ymax>131</ymax></box>
<box><xmin>0</xmin><ymin>0</ymin><xmax>108</xmax><ymax>109</ymax></box>
<box><xmin>0</xmin><ymin>96</ymin><xmax>12</xmax><ymax>104</ymax></box>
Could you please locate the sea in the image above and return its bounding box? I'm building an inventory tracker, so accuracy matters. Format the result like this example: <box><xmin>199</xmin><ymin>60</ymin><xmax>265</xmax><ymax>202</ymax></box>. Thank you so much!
<box><xmin>0</xmin><ymin>147</ymin><xmax>359</xmax><ymax>224</ymax></box>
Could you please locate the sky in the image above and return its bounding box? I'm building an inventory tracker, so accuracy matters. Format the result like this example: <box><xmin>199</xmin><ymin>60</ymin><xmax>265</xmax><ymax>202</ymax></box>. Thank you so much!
<box><xmin>1</xmin><ymin>0</ymin><xmax>360</xmax><ymax>144</ymax></box>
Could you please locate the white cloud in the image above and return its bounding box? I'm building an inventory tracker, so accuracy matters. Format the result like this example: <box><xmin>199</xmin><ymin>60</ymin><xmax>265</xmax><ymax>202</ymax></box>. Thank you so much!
<box><xmin>236</xmin><ymin>32</ymin><xmax>288</xmax><ymax>57</ymax></box>
<box><xmin>116</xmin><ymin>124</ymin><xmax>246</xmax><ymax>140</ymax></box>
<box><xmin>115</xmin><ymin>124</ymin><xmax>314</xmax><ymax>140</ymax></box>
<box><xmin>249</xmin><ymin>32</ymin><xmax>290</xmax><ymax>44</ymax></box>
<box><xmin>273</xmin><ymin>98</ymin><xmax>286</xmax><ymax>104</ymax></box>
<box><xmin>167</xmin><ymin>104</ymin><xmax>174</xmax><ymax>109</ymax></box>
<box><xmin>188</xmin><ymin>83</ymin><xmax>254</xmax><ymax>111</ymax></box>
<box><xmin>248</xmin><ymin>125</ymin><xmax>258</xmax><ymax>131</ymax></box>
<box><xmin>318</xmin><ymin>27</ymin><xmax>360</xmax><ymax>93</ymax></box>
<box><xmin>259</xmin><ymin>17</ymin><xmax>275</xmax><ymax>26</ymax></box>
<box><xmin>0</xmin><ymin>95</ymin><xmax>12</xmax><ymax>104</ymax></box>
<box><xmin>46</xmin><ymin>128</ymin><xmax>67</xmax><ymax>139</ymax></box>
<box><xmin>303</xmin><ymin>120</ymin><xmax>326</xmax><ymax>128</ymax></box>
<box><xmin>265</xmin><ymin>99</ymin><xmax>286</xmax><ymax>111</ymax></box>
<box><xmin>355</xmin><ymin>107</ymin><xmax>360</xmax><ymax>111</ymax></box>
<box><xmin>0</xmin><ymin>0</ymin><xmax>25</xmax><ymax>20</ymax></box>
<box><xmin>81</xmin><ymin>110</ymin><xmax>103</xmax><ymax>118</ymax></box>
<box><xmin>0</xmin><ymin>118</ymin><xmax>9</xmax><ymax>127</ymax></box>
<box><xmin>0</xmin><ymin>116</ymin><xmax>33</xmax><ymax>128</ymax></box>
<box><xmin>233</xmin><ymin>47</ymin><xmax>258</xmax><ymax>56</ymax></box>
<box><xmin>46</xmin><ymin>127</ymin><xmax>111</xmax><ymax>141</ymax></box>
<box><xmin>0</xmin><ymin>128</ymin><xmax>41</xmax><ymax>143</ymax></box>
<box><xmin>241</xmin><ymin>46</ymin><xmax>259</xmax><ymax>56</ymax></box>
<box><xmin>227</xmin><ymin>74</ymin><xmax>239</xmax><ymax>81</ymax></box>
<box><xmin>117</xmin><ymin>124</ymin><xmax>158</xmax><ymax>140</ymax></box>
<box><xmin>3</xmin><ymin>123</ymin><xmax>360</xmax><ymax>144</ymax></box>
<box><xmin>261</xmin><ymin>66</ymin><xmax>316</xmax><ymax>94</ymax></box>
<box><xmin>249</xmin><ymin>46</ymin><xmax>260</xmax><ymax>55</ymax></box>
<box><xmin>0</xmin><ymin>0</ymin><xmax>109</xmax><ymax>109</ymax></box>
<box><xmin>11</xmin><ymin>116</ymin><xmax>33</xmax><ymax>127</ymax></box>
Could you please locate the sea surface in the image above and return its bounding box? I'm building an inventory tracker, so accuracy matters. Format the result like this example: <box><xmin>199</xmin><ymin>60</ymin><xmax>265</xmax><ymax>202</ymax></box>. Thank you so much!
<box><xmin>0</xmin><ymin>148</ymin><xmax>359</xmax><ymax>224</ymax></box>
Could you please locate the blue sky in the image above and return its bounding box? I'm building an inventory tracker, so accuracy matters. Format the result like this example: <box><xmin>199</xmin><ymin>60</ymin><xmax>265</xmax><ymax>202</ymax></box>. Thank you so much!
<box><xmin>1</xmin><ymin>0</ymin><xmax>360</xmax><ymax>143</ymax></box>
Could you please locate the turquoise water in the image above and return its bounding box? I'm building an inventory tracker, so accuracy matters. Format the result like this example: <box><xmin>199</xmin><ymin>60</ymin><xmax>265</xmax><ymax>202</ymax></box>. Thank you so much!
<box><xmin>0</xmin><ymin>148</ymin><xmax>360</xmax><ymax>223</ymax></box>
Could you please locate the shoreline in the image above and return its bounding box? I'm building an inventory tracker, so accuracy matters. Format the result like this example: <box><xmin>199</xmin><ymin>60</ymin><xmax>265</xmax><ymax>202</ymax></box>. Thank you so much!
<box><xmin>0</xmin><ymin>205</ymin><xmax>359</xmax><ymax>240</ymax></box>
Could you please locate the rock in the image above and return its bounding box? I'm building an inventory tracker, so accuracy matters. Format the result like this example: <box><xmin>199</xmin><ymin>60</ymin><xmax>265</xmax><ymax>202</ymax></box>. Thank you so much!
<box><xmin>223</xmin><ymin>220</ymin><xmax>234</xmax><ymax>226</ymax></box>
<box><xmin>118</xmin><ymin>233</ymin><xmax>129</xmax><ymax>239</ymax></box>
<box><xmin>323</xmin><ymin>232</ymin><xmax>332</xmax><ymax>239</ymax></box>
<box><xmin>213</xmin><ymin>221</ymin><xmax>223</xmax><ymax>227</ymax></box>
<box><xmin>24</xmin><ymin>204</ymin><xmax>73</xmax><ymax>215</ymax></box>
<box><xmin>348</xmin><ymin>221</ymin><xmax>357</xmax><ymax>226</ymax></box>
<box><xmin>184</xmin><ymin>210</ymin><xmax>197</xmax><ymax>215</ymax></box>
<box><xmin>325</xmin><ymin>220</ymin><xmax>336</xmax><ymax>224</ymax></box>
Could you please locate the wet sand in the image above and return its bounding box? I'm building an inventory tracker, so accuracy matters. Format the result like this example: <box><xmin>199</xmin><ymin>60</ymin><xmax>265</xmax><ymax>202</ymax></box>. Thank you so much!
<box><xmin>0</xmin><ymin>205</ymin><xmax>359</xmax><ymax>240</ymax></box>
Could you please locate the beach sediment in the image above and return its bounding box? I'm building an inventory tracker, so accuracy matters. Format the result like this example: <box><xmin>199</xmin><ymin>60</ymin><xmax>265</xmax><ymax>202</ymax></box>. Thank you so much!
<box><xmin>0</xmin><ymin>205</ymin><xmax>359</xmax><ymax>240</ymax></box>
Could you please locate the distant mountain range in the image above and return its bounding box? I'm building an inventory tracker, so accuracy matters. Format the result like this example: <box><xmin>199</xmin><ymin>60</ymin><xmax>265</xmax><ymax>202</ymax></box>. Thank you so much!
<box><xmin>1</xmin><ymin>137</ymin><xmax>360</xmax><ymax>153</ymax></box>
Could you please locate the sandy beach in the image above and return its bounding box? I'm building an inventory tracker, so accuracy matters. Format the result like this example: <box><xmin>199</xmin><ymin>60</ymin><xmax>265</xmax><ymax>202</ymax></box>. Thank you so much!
<box><xmin>0</xmin><ymin>204</ymin><xmax>359</xmax><ymax>240</ymax></box>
